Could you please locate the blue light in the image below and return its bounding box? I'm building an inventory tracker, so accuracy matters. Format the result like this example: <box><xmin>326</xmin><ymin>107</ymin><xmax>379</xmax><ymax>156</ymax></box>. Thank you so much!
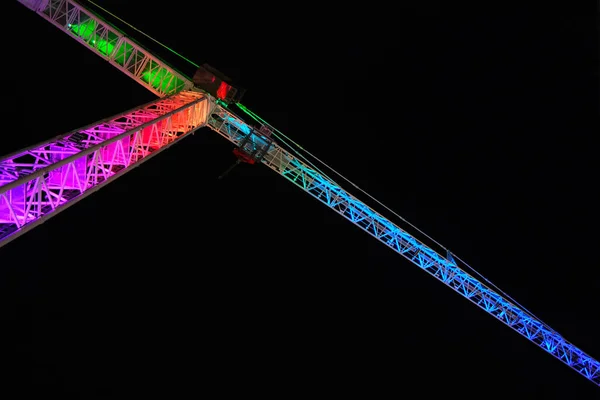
<box><xmin>207</xmin><ymin>105</ymin><xmax>600</xmax><ymax>387</ymax></box>
<box><xmin>225</xmin><ymin>116</ymin><xmax>251</xmax><ymax>135</ymax></box>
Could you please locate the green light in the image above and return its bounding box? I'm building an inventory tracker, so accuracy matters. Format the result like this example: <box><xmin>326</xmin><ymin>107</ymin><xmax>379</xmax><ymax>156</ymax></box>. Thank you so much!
<box><xmin>88</xmin><ymin>0</ymin><xmax>201</xmax><ymax>68</ymax></box>
<box><xmin>68</xmin><ymin>19</ymin><xmax>95</xmax><ymax>41</ymax></box>
<box><xmin>141</xmin><ymin>66</ymin><xmax>185</xmax><ymax>94</ymax></box>
<box><xmin>68</xmin><ymin>19</ymin><xmax>117</xmax><ymax>57</ymax></box>
<box><xmin>67</xmin><ymin>15</ymin><xmax>184</xmax><ymax>95</ymax></box>
<box><xmin>112</xmin><ymin>42</ymin><xmax>134</xmax><ymax>67</ymax></box>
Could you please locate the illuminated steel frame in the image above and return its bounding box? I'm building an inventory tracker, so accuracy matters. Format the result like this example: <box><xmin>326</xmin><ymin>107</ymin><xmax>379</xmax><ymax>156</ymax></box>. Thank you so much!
<box><xmin>207</xmin><ymin>106</ymin><xmax>600</xmax><ymax>386</ymax></box>
<box><xmin>12</xmin><ymin>0</ymin><xmax>600</xmax><ymax>388</ymax></box>
<box><xmin>0</xmin><ymin>91</ymin><xmax>210</xmax><ymax>247</ymax></box>
<box><xmin>20</xmin><ymin>0</ymin><xmax>193</xmax><ymax>97</ymax></box>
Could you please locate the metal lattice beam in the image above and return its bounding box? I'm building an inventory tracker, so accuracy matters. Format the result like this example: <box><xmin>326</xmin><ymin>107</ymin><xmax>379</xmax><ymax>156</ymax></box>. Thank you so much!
<box><xmin>0</xmin><ymin>90</ymin><xmax>210</xmax><ymax>247</ymax></box>
<box><xmin>13</xmin><ymin>0</ymin><xmax>600</xmax><ymax>389</ymax></box>
<box><xmin>206</xmin><ymin>105</ymin><xmax>600</xmax><ymax>387</ymax></box>
<box><xmin>18</xmin><ymin>0</ymin><xmax>193</xmax><ymax>97</ymax></box>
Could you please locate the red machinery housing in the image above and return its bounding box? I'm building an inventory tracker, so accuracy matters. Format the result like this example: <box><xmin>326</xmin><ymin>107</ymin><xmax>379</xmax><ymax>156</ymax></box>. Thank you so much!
<box><xmin>192</xmin><ymin>63</ymin><xmax>245</xmax><ymax>105</ymax></box>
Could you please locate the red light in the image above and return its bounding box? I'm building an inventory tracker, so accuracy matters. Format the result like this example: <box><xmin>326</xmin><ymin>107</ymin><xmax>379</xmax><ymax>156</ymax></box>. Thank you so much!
<box><xmin>217</xmin><ymin>81</ymin><xmax>230</xmax><ymax>100</ymax></box>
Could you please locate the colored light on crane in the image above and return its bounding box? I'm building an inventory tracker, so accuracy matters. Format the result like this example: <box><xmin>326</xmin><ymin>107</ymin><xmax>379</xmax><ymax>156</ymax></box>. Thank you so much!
<box><xmin>13</xmin><ymin>0</ymin><xmax>600</xmax><ymax>388</ymax></box>
<box><xmin>62</xmin><ymin>12</ymin><xmax>189</xmax><ymax>97</ymax></box>
<box><xmin>0</xmin><ymin>91</ymin><xmax>208</xmax><ymax>244</ymax></box>
<box><xmin>142</xmin><ymin>68</ymin><xmax>182</xmax><ymax>94</ymax></box>
<box><xmin>68</xmin><ymin>20</ymin><xmax>116</xmax><ymax>56</ymax></box>
<box><xmin>68</xmin><ymin>20</ymin><xmax>180</xmax><ymax>94</ymax></box>
<box><xmin>217</xmin><ymin>81</ymin><xmax>231</xmax><ymax>100</ymax></box>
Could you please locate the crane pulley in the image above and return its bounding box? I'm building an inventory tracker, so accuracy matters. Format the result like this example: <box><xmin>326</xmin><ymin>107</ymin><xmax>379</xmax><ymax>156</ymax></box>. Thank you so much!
<box><xmin>218</xmin><ymin>125</ymin><xmax>274</xmax><ymax>179</ymax></box>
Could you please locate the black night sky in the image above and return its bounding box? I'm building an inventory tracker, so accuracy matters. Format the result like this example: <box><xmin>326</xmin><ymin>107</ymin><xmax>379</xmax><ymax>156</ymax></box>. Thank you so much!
<box><xmin>3</xmin><ymin>1</ymin><xmax>599</xmax><ymax>397</ymax></box>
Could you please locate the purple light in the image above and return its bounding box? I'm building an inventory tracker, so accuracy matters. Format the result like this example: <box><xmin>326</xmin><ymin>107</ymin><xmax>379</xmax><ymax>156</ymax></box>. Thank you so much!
<box><xmin>0</xmin><ymin>91</ymin><xmax>208</xmax><ymax>246</ymax></box>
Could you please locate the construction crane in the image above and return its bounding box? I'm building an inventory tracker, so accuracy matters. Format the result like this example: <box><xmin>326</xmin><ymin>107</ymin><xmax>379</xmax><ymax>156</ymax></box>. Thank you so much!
<box><xmin>3</xmin><ymin>0</ymin><xmax>599</xmax><ymax>388</ymax></box>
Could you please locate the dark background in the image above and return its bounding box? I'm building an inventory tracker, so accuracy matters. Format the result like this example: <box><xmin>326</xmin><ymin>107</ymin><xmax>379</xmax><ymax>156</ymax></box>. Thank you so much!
<box><xmin>3</xmin><ymin>0</ymin><xmax>599</xmax><ymax>397</ymax></box>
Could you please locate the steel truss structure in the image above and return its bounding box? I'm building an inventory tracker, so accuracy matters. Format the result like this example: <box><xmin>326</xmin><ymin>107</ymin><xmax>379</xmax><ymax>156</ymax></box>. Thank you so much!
<box><xmin>19</xmin><ymin>0</ymin><xmax>193</xmax><ymax>97</ymax></box>
<box><xmin>207</xmin><ymin>106</ymin><xmax>600</xmax><ymax>386</ymax></box>
<box><xmin>0</xmin><ymin>90</ymin><xmax>209</xmax><ymax>246</ymax></box>
<box><xmin>10</xmin><ymin>0</ymin><xmax>600</xmax><ymax>388</ymax></box>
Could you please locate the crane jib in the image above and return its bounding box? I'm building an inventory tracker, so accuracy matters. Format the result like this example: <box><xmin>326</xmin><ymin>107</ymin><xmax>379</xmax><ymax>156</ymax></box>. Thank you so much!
<box><xmin>12</xmin><ymin>0</ymin><xmax>600</xmax><ymax>388</ymax></box>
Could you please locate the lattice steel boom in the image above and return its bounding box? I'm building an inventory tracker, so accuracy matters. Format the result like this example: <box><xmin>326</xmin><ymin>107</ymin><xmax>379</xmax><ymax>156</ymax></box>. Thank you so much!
<box><xmin>204</xmin><ymin>106</ymin><xmax>600</xmax><ymax>386</ymax></box>
<box><xmin>11</xmin><ymin>0</ymin><xmax>600</xmax><ymax>388</ymax></box>
<box><xmin>0</xmin><ymin>90</ymin><xmax>210</xmax><ymax>247</ymax></box>
<box><xmin>18</xmin><ymin>0</ymin><xmax>193</xmax><ymax>97</ymax></box>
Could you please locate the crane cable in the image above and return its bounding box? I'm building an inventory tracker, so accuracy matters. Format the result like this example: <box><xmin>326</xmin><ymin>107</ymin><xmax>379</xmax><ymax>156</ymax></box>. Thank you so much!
<box><xmin>86</xmin><ymin>0</ymin><xmax>200</xmax><ymax>69</ymax></box>
<box><xmin>85</xmin><ymin>0</ymin><xmax>557</xmax><ymax>332</ymax></box>
<box><xmin>235</xmin><ymin>103</ymin><xmax>548</xmax><ymax>324</ymax></box>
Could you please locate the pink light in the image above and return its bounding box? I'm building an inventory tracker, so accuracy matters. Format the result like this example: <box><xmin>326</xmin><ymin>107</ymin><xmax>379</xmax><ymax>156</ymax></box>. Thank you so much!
<box><xmin>0</xmin><ymin>91</ymin><xmax>209</xmax><ymax>246</ymax></box>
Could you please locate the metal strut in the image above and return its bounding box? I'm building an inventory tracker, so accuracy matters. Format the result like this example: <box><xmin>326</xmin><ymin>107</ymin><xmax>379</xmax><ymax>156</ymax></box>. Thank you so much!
<box><xmin>205</xmin><ymin>104</ymin><xmax>600</xmax><ymax>387</ymax></box>
<box><xmin>217</xmin><ymin>159</ymin><xmax>242</xmax><ymax>180</ymax></box>
<box><xmin>218</xmin><ymin>128</ymin><xmax>273</xmax><ymax>179</ymax></box>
